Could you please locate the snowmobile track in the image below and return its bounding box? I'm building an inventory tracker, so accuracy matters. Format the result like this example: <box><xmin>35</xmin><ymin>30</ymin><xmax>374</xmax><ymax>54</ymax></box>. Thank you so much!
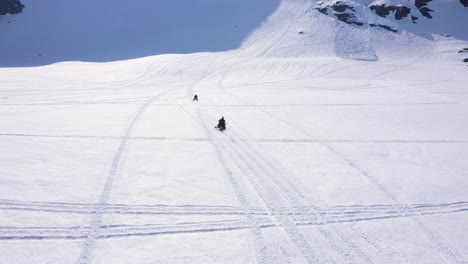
<box><xmin>196</xmin><ymin>110</ymin><xmax>275</xmax><ymax>264</ymax></box>
<box><xmin>222</xmin><ymin>90</ymin><xmax>468</xmax><ymax>264</ymax></box>
<box><xmin>1</xmin><ymin>201</ymin><xmax>466</xmax><ymax>242</ymax></box>
<box><xmin>77</xmin><ymin>88</ymin><xmax>172</xmax><ymax>264</ymax></box>
<box><xmin>217</xmin><ymin>128</ymin><xmax>322</xmax><ymax>264</ymax></box>
<box><xmin>2</xmin><ymin>199</ymin><xmax>466</xmax><ymax>218</ymax></box>
<box><xmin>224</xmin><ymin>122</ymin><xmax>373</xmax><ymax>264</ymax></box>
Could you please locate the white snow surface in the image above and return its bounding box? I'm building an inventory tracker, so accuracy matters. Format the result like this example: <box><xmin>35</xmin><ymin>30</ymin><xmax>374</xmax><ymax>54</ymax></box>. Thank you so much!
<box><xmin>1</xmin><ymin>0</ymin><xmax>468</xmax><ymax>263</ymax></box>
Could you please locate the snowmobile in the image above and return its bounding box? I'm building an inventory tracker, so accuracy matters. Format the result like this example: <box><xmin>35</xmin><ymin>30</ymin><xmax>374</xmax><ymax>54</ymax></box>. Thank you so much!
<box><xmin>216</xmin><ymin>123</ymin><xmax>226</xmax><ymax>131</ymax></box>
<box><xmin>216</xmin><ymin>117</ymin><xmax>226</xmax><ymax>131</ymax></box>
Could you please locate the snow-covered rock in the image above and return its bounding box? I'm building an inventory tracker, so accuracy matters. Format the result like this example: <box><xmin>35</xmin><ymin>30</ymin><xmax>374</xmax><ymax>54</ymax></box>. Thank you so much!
<box><xmin>315</xmin><ymin>0</ymin><xmax>467</xmax><ymax>28</ymax></box>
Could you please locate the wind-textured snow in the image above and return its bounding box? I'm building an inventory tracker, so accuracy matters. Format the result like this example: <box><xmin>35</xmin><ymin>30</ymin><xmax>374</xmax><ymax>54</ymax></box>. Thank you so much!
<box><xmin>1</xmin><ymin>0</ymin><xmax>468</xmax><ymax>263</ymax></box>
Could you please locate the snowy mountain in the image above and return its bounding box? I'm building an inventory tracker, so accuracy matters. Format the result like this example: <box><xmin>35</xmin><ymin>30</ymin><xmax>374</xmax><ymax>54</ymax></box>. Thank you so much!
<box><xmin>1</xmin><ymin>0</ymin><xmax>467</xmax><ymax>66</ymax></box>
<box><xmin>1</xmin><ymin>0</ymin><xmax>468</xmax><ymax>263</ymax></box>
<box><xmin>315</xmin><ymin>0</ymin><xmax>468</xmax><ymax>34</ymax></box>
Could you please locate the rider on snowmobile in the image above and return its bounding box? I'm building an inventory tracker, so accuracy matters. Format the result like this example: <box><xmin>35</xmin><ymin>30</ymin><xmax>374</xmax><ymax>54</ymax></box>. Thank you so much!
<box><xmin>217</xmin><ymin>117</ymin><xmax>226</xmax><ymax>131</ymax></box>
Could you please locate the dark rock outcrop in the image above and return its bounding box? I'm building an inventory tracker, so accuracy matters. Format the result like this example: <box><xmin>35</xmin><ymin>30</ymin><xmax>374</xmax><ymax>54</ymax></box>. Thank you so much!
<box><xmin>415</xmin><ymin>0</ymin><xmax>433</xmax><ymax>18</ymax></box>
<box><xmin>461</xmin><ymin>0</ymin><xmax>468</xmax><ymax>7</ymax></box>
<box><xmin>336</xmin><ymin>12</ymin><xmax>363</xmax><ymax>25</ymax></box>
<box><xmin>317</xmin><ymin>7</ymin><xmax>328</xmax><ymax>15</ymax></box>
<box><xmin>330</xmin><ymin>2</ymin><xmax>355</xmax><ymax>13</ymax></box>
<box><xmin>369</xmin><ymin>24</ymin><xmax>397</xmax><ymax>33</ymax></box>
<box><xmin>315</xmin><ymin>1</ymin><xmax>363</xmax><ymax>25</ymax></box>
<box><xmin>368</xmin><ymin>1</ymin><xmax>435</xmax><ymax>23</ymax></box>
<box><xmin>0</xmin><ymin>0</ymin><xmax>24</xmax><ymax>15</ymax></box>
<box><xmin>315</xmin><ymin>1</ymin><xmax>397</xmax><ymax>32</ymax></box>
<box><xmin>369</xmin><ymin>5</ymin><xmax>411</xmax><ymax>20</ymax></box>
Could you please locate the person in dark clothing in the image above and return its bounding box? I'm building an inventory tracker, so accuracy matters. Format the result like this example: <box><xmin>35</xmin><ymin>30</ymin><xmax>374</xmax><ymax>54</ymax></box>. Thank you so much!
<box><xmin>217</xmin><ymin>117</ymin><xmax>226</xmax><ymax>131</ymax></box>
<box><xmin>193</xmin><ymin>94</ymin><xmax>198</xmax><ymax>101</ymax></box>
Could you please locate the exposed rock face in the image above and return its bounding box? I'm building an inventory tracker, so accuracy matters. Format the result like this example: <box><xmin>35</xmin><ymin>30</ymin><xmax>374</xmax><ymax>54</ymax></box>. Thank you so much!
<box><xmin>315</xmin><ymin>1</ymin><xmax>397</xmax><ymax>32</ymax></box>
<box><xmin>315</xmin><ymin>1</ymin><xmax>363</xmax><ymax>25</ymax></box>
<box><xmin>415</xmin><ymin>0</ymin><xmax>433</xmax><ymax>18</ymax></box>
<box><xmin>329</xmin><ymin>2</ymin><xmax>354</xmax><ymax>13</ymax></box>
<box><xmin>369</xmin><ymin>5</ymin><xmax>411</xmax><ymax>20</ymax></box>
<box><xmin>461</xmin><ymin>0</ymin><xmax>468</xmax><ymax>7</ymax></box>
<box><xmin>0</xmin><ymin>0</ymin><xmax>24</xmax><ymax>15</ymax></box>
<box><xmin>315</xmin><ymin>0</ymin><xmax>458</xmax><ymax>31</ymax></box>
<box><xmin>369</xmin><ymin>23</ymin><xmax>397</xmax><ymax>33</ymax></box>
<box><xmin>368</xmin><ymin>1</ymin><xmax>435</xmax><ymax>23</ymax></box>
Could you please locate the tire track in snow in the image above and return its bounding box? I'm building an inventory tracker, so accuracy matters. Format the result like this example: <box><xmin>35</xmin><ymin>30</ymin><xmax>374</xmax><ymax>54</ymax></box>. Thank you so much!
<box><xmin>193</xmin><ymin>114</ymin><xmax>324</xmax><ymax>262</ymax></box>
<box><xmin>204</xmin><ymin>88</ymin><xmax>371</xmax><ymax>262</ymax></box>
<box><xmin>170</xmin><ymin>71</ymin><xmax>276</xmax><ymax>263</ymax></box>
<box><xmin>208</xmin><ymin>60</ymin><xmax>423</xmax><ymax>262</ymax></box>
<box><xmin>0</xmin><ymin>200</ymin><xmax>263</xmax><ymax>215</ymax></box>
<box><xmin>180</xmin><ymin>61</ymin><xmax>288</xmax><ymax>263</ymax></box>
<box><xmin>0</xmin><ymin>220</ymin><xmax>273</xmax><ymax>241</ymax></box>
<box><xmin>197</xmin><ymin>107</ymin><xmax>276</xmax><ymax>264</ymax></box>
<box><xmin>187</xmin><ymin>59</ymin><xmax>312</xmax><ymax>261</ymax></box>
<box><xmin>2</xmin><ymin>202</ymin><xmax>467</xmax><ymax>241</ymax></box>
<box><xmin>3</xmin><ymin>199</ymin><xmax>467</xmax><ymax>216</ymax></box>
<box><xmin>223</xmin><ymin>90</ymin><xmax>468</xmax><ymax>264</ymax></box>
<box><xmin>210</xmin><ymin>58</ymin><xmax>372</xmax><ymax>264</ymax></box>
<box><xmin>77</xmin><ymin>88</ymin><xmax>171</xmax><ymax>264</ymax></box>
<box><xmin>223</xmin><ymin>120</ymin><xmax>373</xmax><ymax>264</ymax></box>
<box><xmin>2</xmin><ymin>133</ymin><xmax>468</xmax><ymax>144</ymax></box>
<box><xmin>218</xmin><ymin>92</ymin><xmax>381</xmax><ymax>262</ymax></box>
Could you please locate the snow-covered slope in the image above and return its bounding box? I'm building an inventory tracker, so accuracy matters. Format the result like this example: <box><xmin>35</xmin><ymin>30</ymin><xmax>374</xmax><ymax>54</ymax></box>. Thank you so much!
<box><xmin>1</xmin><ymin>0</ymin><xmax>467</xmax><ymax>66</ymax></box>
<box><xmin>241</xmin><ymin>0</ymin><xmax>468</xmax><ymax>60</ymax></box>
<box><xmin>1</xmin><ymin>0</ymin><xmax>468</xmax><ymax>263</ymax></box>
